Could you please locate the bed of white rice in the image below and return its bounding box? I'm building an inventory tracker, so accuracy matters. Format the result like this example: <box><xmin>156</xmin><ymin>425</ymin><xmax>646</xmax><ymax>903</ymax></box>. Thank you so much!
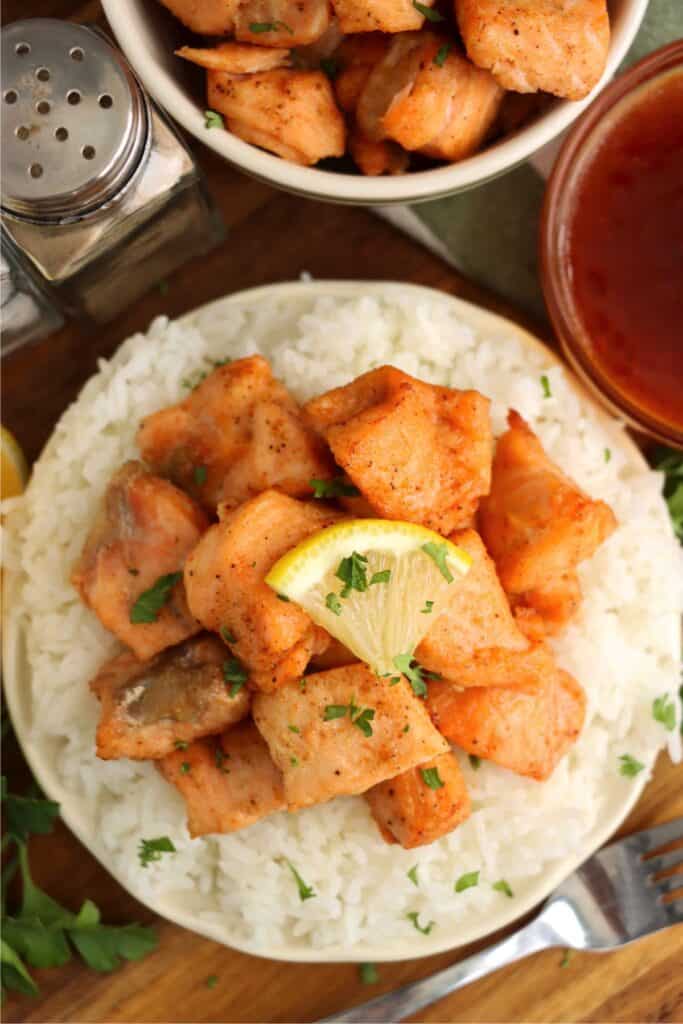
<box><xmin>4</xmin><ymin>283</ymin><xmax>681</xmax><ymax>960</ymax></box>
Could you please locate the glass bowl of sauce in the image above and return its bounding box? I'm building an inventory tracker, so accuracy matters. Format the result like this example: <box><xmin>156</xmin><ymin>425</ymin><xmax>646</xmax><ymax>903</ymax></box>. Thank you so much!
<box><xmin>541</xmin><ymin>40</ymin><xmax>683</xmax><ymax>447</ymax></box>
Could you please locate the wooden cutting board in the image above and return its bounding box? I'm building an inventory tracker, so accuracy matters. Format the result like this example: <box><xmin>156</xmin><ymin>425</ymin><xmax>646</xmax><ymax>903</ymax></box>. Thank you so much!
<box><xmin>2</xmin><ymin>2</ymin><xmax>682</xmax><ymax>1021</ymax></box>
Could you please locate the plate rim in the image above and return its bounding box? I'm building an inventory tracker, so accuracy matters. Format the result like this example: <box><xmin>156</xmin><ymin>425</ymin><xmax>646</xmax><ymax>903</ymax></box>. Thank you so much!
<box><xmin>2</xmin><ymin>279</ymin><xmax>665</xmax><ymax>965</ymax></box>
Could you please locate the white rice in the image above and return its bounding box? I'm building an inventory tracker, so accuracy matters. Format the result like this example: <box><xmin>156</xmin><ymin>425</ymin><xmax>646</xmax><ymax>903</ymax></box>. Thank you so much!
<box><xmin>4</xmin><ymin>285</ymin><xmax>681</xmax><ymax>959</ymax></box>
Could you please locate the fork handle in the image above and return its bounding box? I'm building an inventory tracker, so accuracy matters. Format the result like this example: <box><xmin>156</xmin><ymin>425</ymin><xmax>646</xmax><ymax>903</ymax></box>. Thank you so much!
<box><xmin>320</xmin><ymin>915</ymin><xmax>558</xmax><ymax>1023</ymax></box>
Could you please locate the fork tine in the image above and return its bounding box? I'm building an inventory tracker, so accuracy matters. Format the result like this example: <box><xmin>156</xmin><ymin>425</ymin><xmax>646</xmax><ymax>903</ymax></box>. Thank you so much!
<box><xmin>624</xmin><ymin>817</ymin><xmax>683</xmax><ymax>854</ymax></box>
<box><xmin>653</xmin><ymin>875</ymin><xmax>683</xmax><ymax>896</ymax></box>
<box><xmin>644</xmin><ymin>848</ymin><xmax>683</xmax><ymax>875</ymax></box>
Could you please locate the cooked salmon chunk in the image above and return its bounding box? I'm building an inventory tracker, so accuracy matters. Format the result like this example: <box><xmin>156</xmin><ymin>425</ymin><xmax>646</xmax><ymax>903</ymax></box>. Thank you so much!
<box><xmin>234</xmin><ymin>0</ymin><xmax>331</xmax><ymax>47</ymax></box>
<box><xmin>478</xmin><ymin>412</ymin><xmax>617</xmax><ymax>601</ymax></box>
<box><xmin>427</xmin><ymin>669</ymin><xmax>586</xmax><ymax>780</ymax></box>
<box><xmin>333</xmin><ymin>33</ymin><xmax>389</xmax><ymax>112</ymax></box>
<box><xmin>366</xmin><ymin>750</ymin><xmax>471</xmax><ymax>848</ymax></box>
<box><xmin>349</xmin><ymin>131</ymin><xmax>409</xmax><ymax>176</ymax></box>
<box><xmin>157</xmin><ymin>0</ymin><xmax>238</xmax><ymax>35</ymax></box>
<box><xmin>176</xmin><ymin>42</ymin><xmax>291</xmax><ymax>73</ymax></box>
<box><xmin>455</xmin><ymin>0</ymin><xmax>610</xmax><ymax>100</ymax></box>
<box><xmin>90</xmin><ymin>635</ymin><xmax>250</xmax><ymax>761</ymax></box>
<box><xmin>305</xmin><ymin>367</ymin><xmax>493</xmax><ymax>534</ymax></box>
<box><xmin>138</xmin><ymin>356</ymin><xmax>332</xmax><ymax>510</ymax></box>
<box><xmin>513</xmin><ymin>570</ymin><xmax>583</xmax><ymax>635</ymax></box>
<box><xmin>357</xmin><ymin>34</ymin><xmax>503</xmax><ymax>159</ymax></box>
<box><xmin>253</xmin><ymin>663</ymin><xmax>449</xmax><ymax>809</ymax></box>
<box><xmin>416</xmin><ymin>529</ymin><xmax>557</xmax><ymax>688</ymax></box>
<box><xmin>207</xmin><ymin>69</ymin><xmax>346</xmax><ymax>165</ymax></box>
<box><xmin>72</xmin><ymin>462</ymin><xmax>208</xmax><ymax>661</ymax></box>
<box><xmin>418</xmin><ymin>51</ymin><xmax>504</xmax><ymax>162</ymax></box>
<box><xmin>159</xmin><ymin>722</ymin><xmax>286</xmax><ymax>837</ymax></box>
<box><xmin>184</xmin><ymin>491</ymin><xmax>341</xmax><ymax>691</ymax></box>
<box><xmin>331</xmin><ymin>0</ymin><xmax>436</xmax><ymax>34</ymax></box>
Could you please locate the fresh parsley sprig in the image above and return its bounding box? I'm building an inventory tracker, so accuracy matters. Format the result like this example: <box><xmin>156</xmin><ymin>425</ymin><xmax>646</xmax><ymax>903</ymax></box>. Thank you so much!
<box><xmin>1</xmin><ymin>777</ymin><xmax>157</xmax><ymax>1001</ymax></box>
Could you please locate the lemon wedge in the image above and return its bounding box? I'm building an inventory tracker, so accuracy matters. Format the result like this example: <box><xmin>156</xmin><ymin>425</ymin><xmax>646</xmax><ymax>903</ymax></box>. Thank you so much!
<box><xmin>1</xmin><ymin>426</ymin><xmax>28</xmax><ymax>500</ymax></box>
<box><xmin>266</xmin><ymin>519</ymin><xmax>471</xmax><ymax>676</ymax></box>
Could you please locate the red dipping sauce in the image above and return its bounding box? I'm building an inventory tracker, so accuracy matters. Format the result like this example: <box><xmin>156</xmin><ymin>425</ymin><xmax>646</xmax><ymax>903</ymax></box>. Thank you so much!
<box><xmin>541</xmin><ymin>42</ymin><xmax>683</xmax><ymax>446</ymax></box>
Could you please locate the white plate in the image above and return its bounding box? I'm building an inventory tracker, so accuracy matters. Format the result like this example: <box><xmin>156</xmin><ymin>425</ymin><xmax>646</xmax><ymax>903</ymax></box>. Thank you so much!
<box><xmin>101</xmin><ymin>0</ymin><xmax>647</xmax><ymax>204</ymax></box>
<box><xmin>2</xmin><ymin>281</ymin><xmax>664</xmax><ymax>963</ymax></box>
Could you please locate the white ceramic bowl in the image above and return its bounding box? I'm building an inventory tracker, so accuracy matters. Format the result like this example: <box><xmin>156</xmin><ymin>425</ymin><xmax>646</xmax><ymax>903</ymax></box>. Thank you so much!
<box><xmin>4</xmin><ymin>280</ymin><xmax>667</xmax><ymax>963</ymax></box>
<box><xmin>102</xmin><ymin>0</ymin><xmax>647</xmax><ymax>204</ymax></box>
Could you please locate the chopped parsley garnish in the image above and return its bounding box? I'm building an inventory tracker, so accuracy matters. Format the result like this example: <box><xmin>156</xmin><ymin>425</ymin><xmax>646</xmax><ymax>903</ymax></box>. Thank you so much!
<box><xmin>403</xmin><ymin>723</ymin><xmax>410</xmax><ymax>733</ymax></box>
<box><xmin>320</xmin><ymin>57</ymin><xmax>340</xmax><ymax>80</ymax></box>
<box><xmin>290</xmin><ymin>756</ymin><xmax>299</xmax><ymax>767</ymax></box>
<box><xmin>370</xmin><ymin>570</ymin><xmax>392</xmax><ymax>585</ymax></box>
<box><xmin>604</xmin><ymin>448</ymin><xmax>612</xmax><ymax>463</ymax></box>
<box><xmin>204</xmin><ymin>109</ymin><xmax>224</xmax><ymax>130</ymax></box>
<box><xmin>174</xmin><ymin>740</ymin><xmax>188</xmax><ymax>751</ymax></box>
<box><xmin>288</xmin><ymin>724</ymin><xmax>300</xmax><ymax>734</ymax></box>
<box><xmin>560</xmin><ymin>950</ymin><xmax>573</xmax><ymax>968</ymax></box>
<box><xmin>336</xmin><ymin>551</ymin><xmax>369</xmax><ymax>597</ymax></box>
<box><xmin>300</xmin><ymin>678</ymin><xmax>307</xmax><ymax>692</ymax></box>
<box><xmin>540</xmin><ymin>374</ymin><xmax>552</xmax><ymax>398</ymax></box>
<box><xmin>359</xmin><ymin>962</ymin><xmax>379</xmax><ymax>984</ymax></box>
<box><xmin>392</xmin><ymin>653</ymin><xmax>434</xmax><ymax>698</ymax></box>
<box><xmin>618</xmin><ymin>754</ymin><xmax>645</xmax><ymax>777</ymax></box>
<box><xmin>205</xmin><ymin>974</ymin><xmax>218</xmax><ymax>989</ymax></box>
<box><xmin>310</xmin><ymin>476</ymin><xmax>360</xmax><ymax>499</ymax></box>
<box><xmin>323</xmin><ymin>702</ymin><xmax>375</xmax><ymax>736</ymax></box>
<box><xmin>412</xmin><ymin>1</ymin><xmax>445</xmax><ymax>21</ymax></box>
<box><xmin>179</xmin><ymin>762</ymin><xmax>191</xmax><ymax>775</ymax></box>
<box><xmin>652</xmin><ymin>694</ymin><xmax>676</xmax><ymax>731</ymax></box>
<box><xmin>353</xmin><ymin>707</ymin><xmax>375</xmax><ymax>737</ymax></box>
<box><xmin>215</xmin><ymin>748</ymin><xmax>230</xmax><ymax>772</ymax></box>
<box><xmin>433</xmin><ymin>43</ymin><xmax>451</xmax><ymax>67</ymax></box>
<box><xmin>406</xmin><ymin>912</ymin><xmax>435</xmax><ymax>935</ymax></box>
<box><xmin>249</xmin><ymin>20</ymin><xmax>293</xmax><ymax>33</ymax></box>
<box><xmin>469</xmin><ymin>754</ymin><xmax>481</xmax><ymax>770</ymax></box>
<box><xmin>128</xmin><ymin>567</ymin><xmax>139</xmax><ymax>576</ymax></box>
<box><xmin>223</xmin><ymin>658</ymin><xmax>248</xmax><ymax>697</ymax></box>
<box><xmin>193</xmin><ymin>465</ymin><xmax>207</xmax><ymax>487</ymax></box>
<box><xmin>138</xmin><ymin>836</ymin><xmax>176</xmax><ymax>868</ymax></box>
<box><xmin>389</xmin><ymin>677</ymin><xmax>401</xmax><ymax>686</ymax></box>
<box><xmin>220</xmin><ymin>625</ymin><xmax>236</xmax><ymax>645</ymax></box>
<box><xmin>454</xmin><ymin>870</ymin><xmax>479</xmax><ymax>893</ymax></box>
<box><xmin>326</xmin><ymin>592</ymin><xmax>343</xmax><ymax>616</ymax></box>
<box><xmin>492</xmin><ymin>879</ymin><xmax>514</xmax><ymax>898</ymax></box>
<box><xmin>407</xmin><ymin>865</ymin><xmax>419</xmax><ymax>887</ymax></box>
<box><xmin>421</xmin><ymin>542</ymin><xmax>454</xmax><ymax>583</ymax></box>
<box><xmin>420</xmin><ymin>600</ymin><xmax>434</xmax><ymax>614</ymax></box>
<box><xmin>130</xmin><ymin>572</ymin><xmax>182</xmax><ymax>624</ymax></box>
<box><xmin>325</xmin><ymin>704</ymin><xmax>348</xmax><ymax>720</ymax></box>
<box><xmin>420</xmin><ymin>767</ymin><xmax>444</xmax><ymax>790</ymax></box>
<box><xmin>276</xmin><ymin>593</ymin><xmax>290</xmax><ymax>602</ymax></box>
<box><xmin>286</xmin><ymin>860</ymin><xmax>316</xmax><ymax>901</ymax></box>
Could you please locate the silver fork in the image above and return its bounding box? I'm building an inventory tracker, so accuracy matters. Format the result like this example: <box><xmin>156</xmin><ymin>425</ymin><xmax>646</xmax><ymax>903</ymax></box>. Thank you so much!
<box><xmin>321</xmin><ymin>817</ymin><xmax>683</xmax><ymax>1023</ymax></box>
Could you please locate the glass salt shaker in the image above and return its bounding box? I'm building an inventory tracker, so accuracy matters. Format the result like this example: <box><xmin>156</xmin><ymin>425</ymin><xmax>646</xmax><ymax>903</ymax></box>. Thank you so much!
<box><xmin>1</xmin><ymin>19</ymin><xmax>224</xmax><ymax>354</ymax></box>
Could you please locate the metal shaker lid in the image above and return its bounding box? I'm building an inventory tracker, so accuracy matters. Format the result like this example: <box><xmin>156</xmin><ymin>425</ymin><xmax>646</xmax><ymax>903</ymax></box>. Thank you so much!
<box><xmin>1</xmin><ymin>19</ymin><xmax>150</xmax><ymax>223</ymax></box>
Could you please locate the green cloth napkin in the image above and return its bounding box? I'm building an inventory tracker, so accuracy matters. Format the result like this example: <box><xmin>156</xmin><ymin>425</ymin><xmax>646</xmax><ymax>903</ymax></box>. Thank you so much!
<box><xmin>383</xmin><ymin>0</ymin><xmax>683</xmax><ymax>321</ymax></box>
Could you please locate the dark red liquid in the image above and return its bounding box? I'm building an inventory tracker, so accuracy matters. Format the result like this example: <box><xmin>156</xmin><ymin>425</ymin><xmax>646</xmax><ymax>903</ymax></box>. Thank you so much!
<box><xmin>568</xmin><ymin>67</ymin><xmax>683</xmax><ymax>430</ymax></box>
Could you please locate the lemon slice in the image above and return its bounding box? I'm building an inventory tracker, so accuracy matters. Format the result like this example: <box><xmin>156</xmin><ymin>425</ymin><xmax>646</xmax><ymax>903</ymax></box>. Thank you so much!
<box><xmin>266</xmin><ymin>519</ymin><xmax>471</xmax><ymax>676</ymax></box>
<box><xmin>1</xmin><ymin>426</ymin><xmax>28</xmax><ymax>500</ymax></box>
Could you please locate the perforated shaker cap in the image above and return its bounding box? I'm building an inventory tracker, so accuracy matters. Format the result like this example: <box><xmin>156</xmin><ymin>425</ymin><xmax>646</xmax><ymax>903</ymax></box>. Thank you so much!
<box><xmin>1</xmin><ymin>19</ymin><xmax>150</xmax><ymax>223</ymax></box>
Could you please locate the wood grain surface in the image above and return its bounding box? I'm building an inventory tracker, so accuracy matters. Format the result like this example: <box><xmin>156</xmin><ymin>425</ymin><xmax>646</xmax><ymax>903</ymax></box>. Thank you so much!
<box><xmin>2</xmin><ymin>3</ymin><xmax>682</xmax><ymax>1022</ymax></box>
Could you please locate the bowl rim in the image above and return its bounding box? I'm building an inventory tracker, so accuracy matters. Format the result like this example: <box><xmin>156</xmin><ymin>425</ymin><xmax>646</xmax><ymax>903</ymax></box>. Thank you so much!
<box><xmin>101</xmin><ymin>0</ymin><xmax>648</xmax><ymax>204</ymax></box>
<box><xmin>4</xmin><ymin>278</ymin><xmax>669</xmax><ymax>966</ymax></box>
<box><xmin>540</xmin><ymin>39</ymin><xmax>683</xmax><ymax>449</ymax></box>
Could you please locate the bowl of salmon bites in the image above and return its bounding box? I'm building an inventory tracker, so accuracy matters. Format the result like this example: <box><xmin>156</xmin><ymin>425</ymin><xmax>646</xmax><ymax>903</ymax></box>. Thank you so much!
<box><xmin>101</xmin><ymin>0</ymin><xmax>647</xmax><ymax>203</ymax></box>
